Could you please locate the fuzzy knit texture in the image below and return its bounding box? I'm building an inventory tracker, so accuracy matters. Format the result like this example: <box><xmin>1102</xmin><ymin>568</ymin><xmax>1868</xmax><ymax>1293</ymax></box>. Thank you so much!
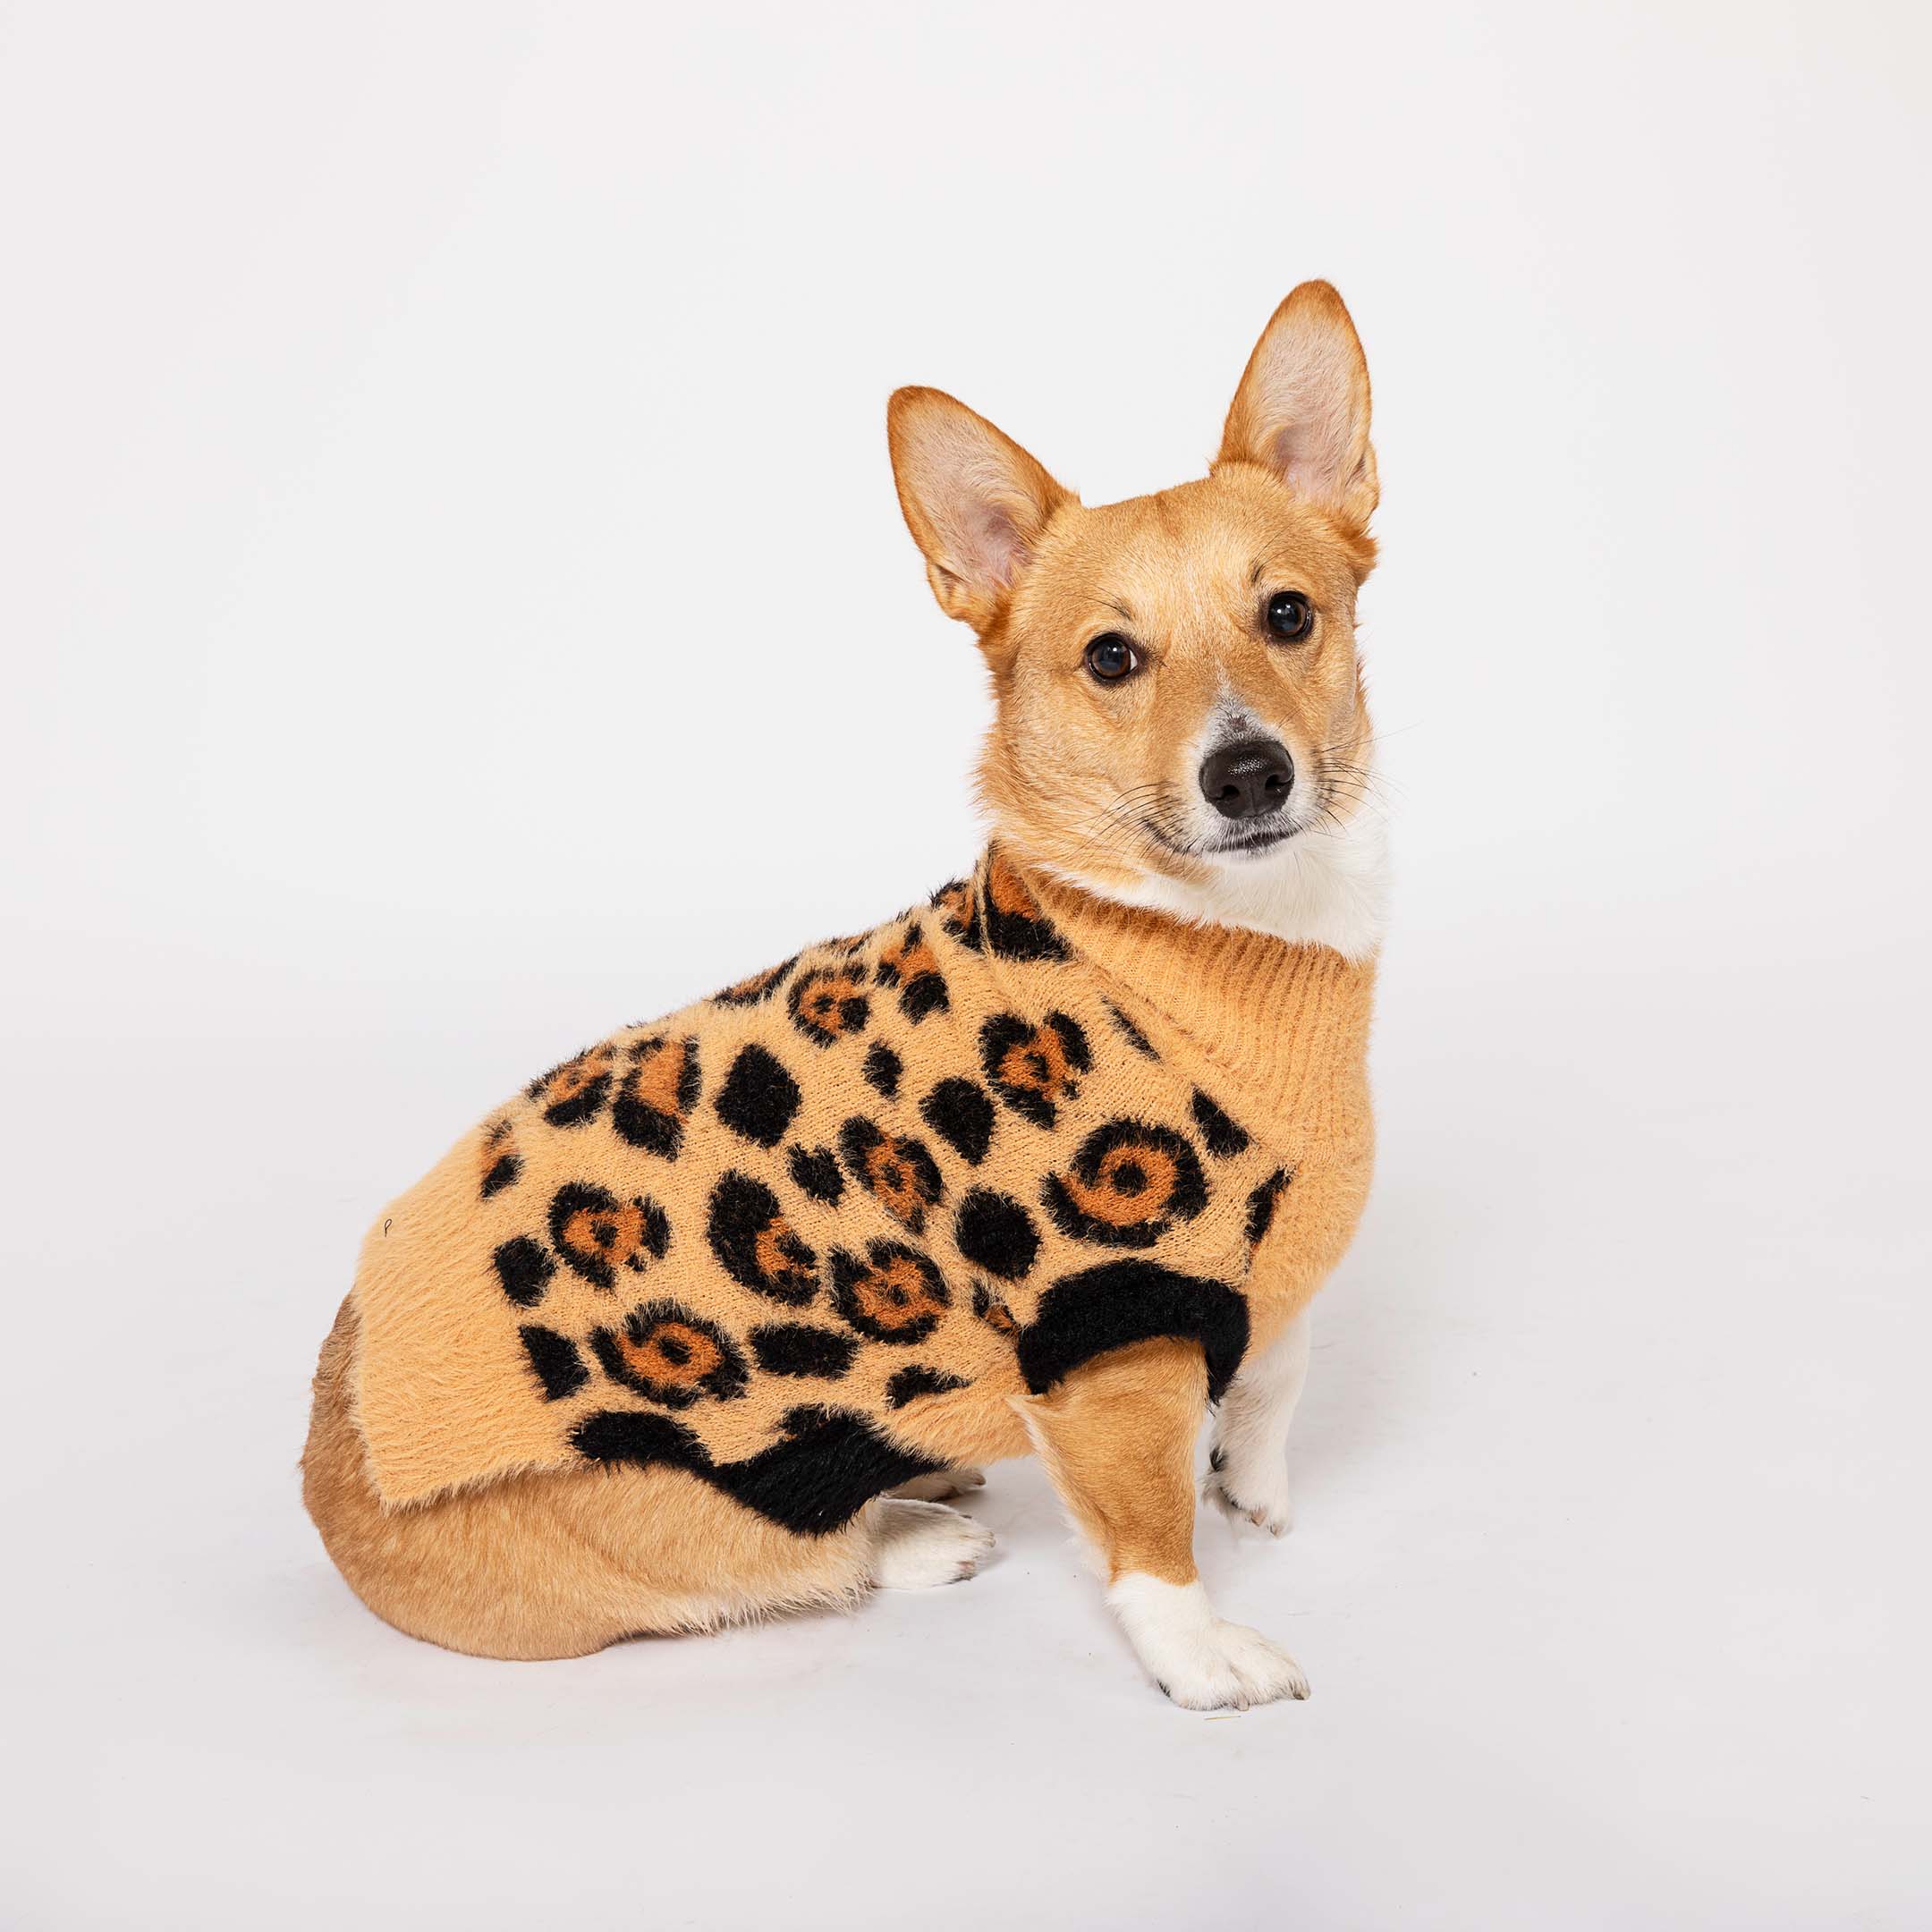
<box><xmin>351</xmin><ymin>847</ymin><xmax>1375</xmax><ymax>1536</ymax></box>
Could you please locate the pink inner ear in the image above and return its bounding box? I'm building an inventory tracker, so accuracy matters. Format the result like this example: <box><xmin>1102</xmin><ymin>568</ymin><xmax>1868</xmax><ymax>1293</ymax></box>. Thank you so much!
<box><xmin>965</xmin><ymin>504</ymin><xmax>1024</xmax><ymax>588</ymax></box>
<box><xmin>1267</xmin><ymin>387</ymin><xmax>1354</xmax><ymax>504</ymax></box>
<box><xmin>1241</xmin><ymin>303</ymin><xmax>1368</xmax><ymax>510</ymax></box>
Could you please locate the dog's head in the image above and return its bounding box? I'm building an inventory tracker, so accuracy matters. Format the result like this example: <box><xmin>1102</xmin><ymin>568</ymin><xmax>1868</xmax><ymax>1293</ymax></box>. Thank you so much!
<box><xmin>889</xmin><ymin>282</ymin><xmax>1384</xmax><ymax>953</ymax></box>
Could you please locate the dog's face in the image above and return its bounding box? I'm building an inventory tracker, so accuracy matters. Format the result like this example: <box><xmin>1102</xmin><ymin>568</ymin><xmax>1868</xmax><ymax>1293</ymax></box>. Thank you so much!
<box><xmin>890</xmin><ymin>283</ymin><xmax>1381</xmax><ymax>916</ymax></box>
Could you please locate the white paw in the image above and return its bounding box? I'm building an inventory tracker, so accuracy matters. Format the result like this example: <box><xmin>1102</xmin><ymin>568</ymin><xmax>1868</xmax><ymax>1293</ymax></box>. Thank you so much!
<box><xmin>869</xmin><ymin>1498</ymin><xmax>996</xmax><ymax>1589</ymax></box>
<box><xmin>1205</xmin><ymin>1449</ymin><xmax>1294</xmax><ymax>1537</ymax></box>
<box><xmin>891</xmin><ymin>1466</ymin><xmax>987</xmax><ymax>1502</ymax></box>
<box><xmin>1108</xmin><ymin>1575</ymin><xmax>1309</xmax><ymax>1710</ymax></box>
<box><xmin>1155</xmin><ymin>1617</ymin><xmax>1310</xmax><ymax>1710</ymax></box>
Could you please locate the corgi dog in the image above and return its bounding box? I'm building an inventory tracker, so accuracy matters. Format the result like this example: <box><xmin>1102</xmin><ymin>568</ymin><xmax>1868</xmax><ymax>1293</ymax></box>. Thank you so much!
<box><xmin>303</xmin><ymin>282</ymin><xmax>1385</xmax><ymax>1710</ymax></box>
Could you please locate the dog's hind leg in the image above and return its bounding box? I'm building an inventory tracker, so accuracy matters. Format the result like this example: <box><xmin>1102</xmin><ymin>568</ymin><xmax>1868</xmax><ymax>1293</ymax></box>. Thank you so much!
<box><xmin>304</xmin><ymin>1296</ymin><xmax>886</xmax><ymax>1657</ymax></box>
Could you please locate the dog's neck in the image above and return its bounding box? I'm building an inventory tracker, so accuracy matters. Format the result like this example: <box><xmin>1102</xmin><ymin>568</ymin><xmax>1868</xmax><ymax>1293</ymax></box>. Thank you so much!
<box><xmin>1021</xmin><ymin>852</ymin><xmax>1378</xmax><ymax>1145</ymax></box>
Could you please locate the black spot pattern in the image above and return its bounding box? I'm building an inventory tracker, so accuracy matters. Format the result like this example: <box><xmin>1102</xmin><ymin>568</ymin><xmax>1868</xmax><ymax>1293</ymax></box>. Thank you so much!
<box><xmin>493</xmin><ymin>1236</ymin><xmax>555</xmax><ymax>1308</ymax></box>
<box><xmin>611</xmin><ymin>1035</ymin><xmax>701</xmax><ymax>1157</ymax></box>
<box><xmin>899</xmin><ymin>973</ymin><xmax>947</xmax><ymax>1021</ymax></box>
<box><xmin>572</xmin><ymin>1405</ymin><xmax>941</xmax><ymax>1536</ymax></box>
<box><xmin>953</xmin><ymin>1188</ymin><xmax>1041</xmax><ymax>1281</ymax></box>
<box><xmin>1041</xmin><ymin>1120</ymin><xmax>1209</xmax><ymax>1250</ymax></box>
<box><xmin>1191</xmin><ymin>1089</ymin><xmax>1250</xmax><ymax>1158</ymax></box>
<box><xmin>547</xmin><ymin>1182</ymin><xmax>671</xmax><ymax>1290</ymax></box>
<box><xmin>919</xmin><ymin>1077</ymin><xmax>995</xmax><ymax>1165</ymax></box>
<box><xmin>750</xmin><ymin>1323</ymin><xmax>860</xmax><ymax>1379</ymax></box>
<box><xmin>877</xmin><ymin>920</ymin><xmax>950</xmax><ymax>1021</ymax></box>
<box><xmin>829</xmin><ymin>1240</ymin><xmax>950</xmax><ymax>1345</ymax></box>
<box><xmin>706</xmin><ymin>1172</ymin><xmax>819</xmax><ymax>1304</ymax></box>
<box><xmin>1102</xmin><ymin>1001</ymin><xmax>1159</xmax><ymax>1060</ymax></box>
<box><xmin>787</xmin><ymin>963</ymin><xmax>872</xmax><ymax>1046</ymax></box>
<box><xmin>837</xmin><ymin>1116</ymin><xmax>945</xmax><ymax>1235</ymax></box>
<box><xmin>480</xmin><ymin>1121</ymin><xmax>521</xmax><ymax>1198</ymax></box>
<box><xmin>979</xmin><ymin>853</ymin><xmax>1070</xmax><ymax>962</ymax></box>
<box><xmin>979</xmin><ymin>1011</ymin><xmax>1091</xmax><ymax>1130</ymax></box>
<box><xmin>787</xmin><ymin>1143</ymin><xmax>846</xmax><ymax>1204</ymax></box>
<box><xmin>862</xmin><ymin>1040</ymin><xmax>902</xmax><ymax>1098</ymax></box>
<box><xmin>885</xmin><ymin>1364</ymin><xmax>970</xmax><ymax>1409</ymax></box>
<box><xmin>590</xmin><ymin>1301</ymin><xmax>749</xmax><ymax>1407</ymax></box>
<box><xmin>481</xmin><ymin>1150</ymin><xmax>522</xmax><ymax>1197</ymax></box>
<box><xmin>715</xmin><ymin>1042</ymin><xmax>803</xmax><ymax>1148</ymax></box>
<box><xmin>711</xmin><ymin>955</ymin><xmax>798</xmax><ymax>1007</ymax></box>
<box><xmin>931</xmin><ymin>877</ymin><xmax>981</xmax><ymax>951</ymax></box>
<box><xmin>519</xmin><ymin>1323</ymin><xmax>588</xmax><ymax>1399</ymax></box>
<box><xmin>527</xmin><ymin>1046</ymin><xmax>615</xmax><ymax>1128</ymax></box>
<box><xmin>1244</xmin><ymin>1167</ymin><xmax>1292</xmax><ymax>1244</ymax></box>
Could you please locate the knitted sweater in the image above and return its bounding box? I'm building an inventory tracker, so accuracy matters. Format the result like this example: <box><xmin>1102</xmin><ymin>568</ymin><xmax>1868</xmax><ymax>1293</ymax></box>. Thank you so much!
<box><xmin>352</xmin><ymin>849</ymin><xmax>1375</xmax><ymax>1532</ymax></box>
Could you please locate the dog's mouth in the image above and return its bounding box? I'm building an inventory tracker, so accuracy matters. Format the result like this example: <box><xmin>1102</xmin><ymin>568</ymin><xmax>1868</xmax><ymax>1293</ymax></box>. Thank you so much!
<box><xmin>1205</xmin><ymin>821</ymin><xmax>1299</xmax><ymax>860</ymax></box>
<box><xmin>1138</xmin><ymin>815</ymin><xmax>1301</xmax><ymax>864</ymax></box>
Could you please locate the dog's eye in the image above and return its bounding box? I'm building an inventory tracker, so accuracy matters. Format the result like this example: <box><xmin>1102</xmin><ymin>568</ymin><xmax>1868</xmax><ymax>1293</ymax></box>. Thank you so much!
<box><xmin>1084</xmin><ymin>633</ymin><xmax>1139</xmax><ymax>682</ymax></box>
<box><xmin>1265</xmin><ymin>591</ymin><xmax>1315</xmax><ymax>641</ymax></box>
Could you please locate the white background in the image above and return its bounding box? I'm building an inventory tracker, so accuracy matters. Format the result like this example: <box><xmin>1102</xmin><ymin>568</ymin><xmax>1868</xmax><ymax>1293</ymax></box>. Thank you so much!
<box><xmin>4</xmin><ymin>3</ymin><xmax>1928</xmax><ymax>1926</ymax></box>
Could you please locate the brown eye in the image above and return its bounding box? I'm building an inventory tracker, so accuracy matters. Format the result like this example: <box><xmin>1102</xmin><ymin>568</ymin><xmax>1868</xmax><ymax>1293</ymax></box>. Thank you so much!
<box><xmin>1266</xmin><ymin>591</ymin><xmax>1314</xmax><ymax>641</ymax></box>
<box><xmin>1085</xmin><ymin>632</ymin><xmax>1139</xmax><ymax>682</ymax></box>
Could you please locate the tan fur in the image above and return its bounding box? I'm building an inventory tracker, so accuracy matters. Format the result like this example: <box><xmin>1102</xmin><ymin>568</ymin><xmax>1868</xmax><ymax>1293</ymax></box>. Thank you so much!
<box><xmin>305</xmin><ymin>1297</ymin><xmax>881</xmax><ymax>1657</ymax></box>
<box><xmin>889</xmin><ymin>282</ymin><xmax>1377</xmax><ymax>909</ymax></box>
<box><xmin>966</xmin><ymin>467</ymin><xmax>1374</xmax><ymax>906</ymax></box>
<box><xmin>1021</xmin><ymin>1338</ymin><xmax>1209</xmax><ymax>1586</ymax></box>
<box><xmin>303</xmin><ymin>284</ymin><xmax>1383</xmax><ymax>1687</ymax></box>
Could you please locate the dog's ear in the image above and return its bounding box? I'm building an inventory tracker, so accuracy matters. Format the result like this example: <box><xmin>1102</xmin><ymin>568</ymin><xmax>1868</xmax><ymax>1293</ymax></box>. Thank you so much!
<box><xmin>1216</xmin><ymin>281</ymin><xmax>1377</xmax><ymax>535</ymax></box>
<box><xmin>888</xmin><ymin>388</ymin><xmax>1072</xmax><ymax>630</ymax></box>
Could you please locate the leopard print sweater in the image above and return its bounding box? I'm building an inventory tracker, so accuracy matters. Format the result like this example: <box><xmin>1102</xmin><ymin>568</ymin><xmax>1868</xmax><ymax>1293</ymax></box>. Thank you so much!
<box><xmin>351</xmin><ymin>849</ymin><xmax>1307</xmax><ymax>1533</ymax></box>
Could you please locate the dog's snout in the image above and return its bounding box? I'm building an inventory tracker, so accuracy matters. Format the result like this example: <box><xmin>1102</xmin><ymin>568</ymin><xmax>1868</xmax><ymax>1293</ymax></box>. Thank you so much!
<box><xmin>1199</xmin><ymin>739</ymin><xmax>1294</xmax><ymax>820</ymax></box>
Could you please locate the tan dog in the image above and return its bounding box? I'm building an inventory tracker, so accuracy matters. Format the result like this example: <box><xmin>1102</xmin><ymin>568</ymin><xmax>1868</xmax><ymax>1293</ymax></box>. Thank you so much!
<box><xmin>304</xmin><ymin>282</ymin><xmax>1384</xmax><ymax>1710</ymax></box>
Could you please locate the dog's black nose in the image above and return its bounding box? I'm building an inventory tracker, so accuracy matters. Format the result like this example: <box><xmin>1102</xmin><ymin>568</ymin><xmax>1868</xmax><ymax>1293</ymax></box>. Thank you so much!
<box><xmin>1199</xmin><ymin>739</ymin><xmax>1294</xmax><ymax>819</ymax></box>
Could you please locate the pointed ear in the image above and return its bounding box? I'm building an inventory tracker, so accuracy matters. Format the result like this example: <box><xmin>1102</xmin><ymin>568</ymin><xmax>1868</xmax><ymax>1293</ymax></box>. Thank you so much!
<box><xmin>887</xmin><ymin>387</ymin><xmax>1073</xmax><ymax>629</ymax></box>
<box><xmin>1216</xmin><ymin>281</ymin><xmax>1377</xmax><ymax>533</ymax></box>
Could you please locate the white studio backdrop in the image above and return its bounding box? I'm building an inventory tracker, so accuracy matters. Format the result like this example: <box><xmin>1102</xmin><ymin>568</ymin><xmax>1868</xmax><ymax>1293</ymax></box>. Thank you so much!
<box><xmin>3</xmin><ymin>4</ymin><xmax>1928</xmax><ymax>1928</ymax></box>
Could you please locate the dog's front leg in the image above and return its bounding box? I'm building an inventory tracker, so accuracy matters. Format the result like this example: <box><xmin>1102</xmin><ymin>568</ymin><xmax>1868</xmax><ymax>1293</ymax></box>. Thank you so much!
<box><xmin>1205</xmin><ymin>1307</ymin><xmax>1311</xmax><ymax>1536</ymax></box>
<box><xmin>1021</xmin><ymin>1336</ymin><xmax>1309</xmax><ymax>1709</ymax></box>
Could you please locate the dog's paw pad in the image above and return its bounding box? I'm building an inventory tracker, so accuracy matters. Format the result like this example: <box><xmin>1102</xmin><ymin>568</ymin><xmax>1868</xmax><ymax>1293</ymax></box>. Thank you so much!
<box><xmin>869</xmin><ymin>1498</ymin><xmax>995</xmax><ymax>1589</ymax></box>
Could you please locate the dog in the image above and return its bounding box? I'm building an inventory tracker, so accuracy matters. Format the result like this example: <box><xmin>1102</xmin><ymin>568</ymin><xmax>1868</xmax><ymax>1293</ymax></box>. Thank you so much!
<box><xmin>303</xmin><ymin>281</ymin><xmax>1385</xmax><ymax>1710</ymax></box>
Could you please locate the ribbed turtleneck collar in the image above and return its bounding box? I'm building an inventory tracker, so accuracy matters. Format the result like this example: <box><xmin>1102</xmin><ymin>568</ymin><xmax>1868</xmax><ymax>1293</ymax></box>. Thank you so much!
<box><xmin>1020</xmin><ymin>858</ymin><xmax>1377</xmax><ymax>1146</ymax></box>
